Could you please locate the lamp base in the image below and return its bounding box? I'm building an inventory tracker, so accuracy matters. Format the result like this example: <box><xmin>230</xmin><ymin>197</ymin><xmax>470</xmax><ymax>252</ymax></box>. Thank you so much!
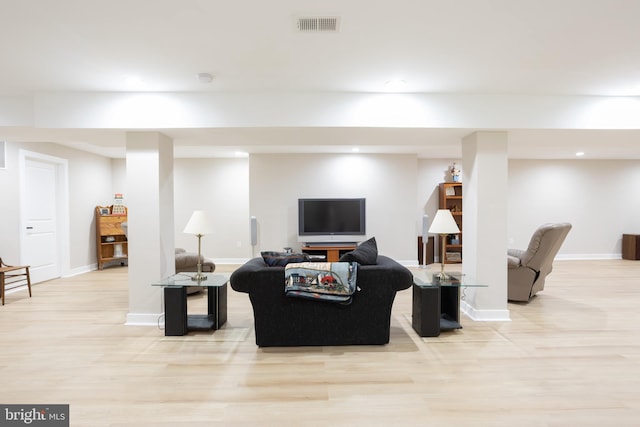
<box><xmin>191</xmin><ymin>273</ymin><xmax>208</xmax><ymax>281</ymax></box>
<box><xmin>433</xmin><ymin>271</ymin><xmax>450</xmax><ymax>282</ymax></box>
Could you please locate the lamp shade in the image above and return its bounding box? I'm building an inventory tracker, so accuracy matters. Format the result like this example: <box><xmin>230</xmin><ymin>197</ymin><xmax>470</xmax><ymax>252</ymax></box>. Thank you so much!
<box><xmin>428</xmin><ymin>209</ymin><xmax>460</xmax><ymax>234</ymax></box>
<box><xmin>183</xmin><ymin>210</ymin><xmax>214</xmax><ymax>235</ymax></box>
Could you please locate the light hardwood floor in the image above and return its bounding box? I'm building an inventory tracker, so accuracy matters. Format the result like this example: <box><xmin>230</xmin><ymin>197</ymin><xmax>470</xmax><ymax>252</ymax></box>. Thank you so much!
<box><xmin>1</xmin><ymin>260</ymin><xmax>639</xmax><ymax>426</ymax></box>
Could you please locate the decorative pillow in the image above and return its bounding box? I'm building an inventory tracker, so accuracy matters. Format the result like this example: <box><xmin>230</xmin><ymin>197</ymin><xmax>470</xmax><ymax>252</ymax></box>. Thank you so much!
<box><xmin>261</xmin><ymin>251</ymin><xmax>309</xmax><ymax>267</ymax></box>
<box><xmin>339</xmin><ymin>237</ymin><xmax>378</xmax><ymax>265</ymax></box>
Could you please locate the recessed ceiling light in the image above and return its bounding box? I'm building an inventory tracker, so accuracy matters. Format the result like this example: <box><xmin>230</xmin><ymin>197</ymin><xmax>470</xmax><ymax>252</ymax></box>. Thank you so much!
<box><xmin>125</xmin><ymin>76</ymin><xmax>144</xmax><ymax>86</ymax></box>
<box><xmin>576</xmin><ymin>151</ymin><xmax>585</xmax><ymax>157</ymax></box>
<box><xmin>197</xmin><ymin>73</ymin><xmax>214</xmax><ymax>83</ymax></box>
<box><xmin>384</xmin><ymin>79</ymin><xmax>407</xmax><ymax>91</ymax></box>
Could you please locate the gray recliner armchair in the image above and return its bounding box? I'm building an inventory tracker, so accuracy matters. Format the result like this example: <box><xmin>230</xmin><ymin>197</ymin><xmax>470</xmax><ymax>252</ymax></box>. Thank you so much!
<box><xmin>507</xmin><ymin>223</ymin><xmax>572</xmax><ymax>302</ymax></box>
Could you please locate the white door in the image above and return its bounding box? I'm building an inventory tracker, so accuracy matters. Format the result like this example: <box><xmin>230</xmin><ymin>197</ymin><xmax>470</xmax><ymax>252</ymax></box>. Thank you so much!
<box><xmin>21</xmin><ymin>157</ymin><xmax>61</xmax><ymax>283</ymax></box>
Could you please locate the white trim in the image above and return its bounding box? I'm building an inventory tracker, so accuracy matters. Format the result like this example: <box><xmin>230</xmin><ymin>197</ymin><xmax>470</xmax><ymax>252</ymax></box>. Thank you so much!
<box><xmin>461</xmin><ymin>300</ymin><xmax>511</xmax><ymax>322</ymax></box>
<box><xmin>63</xmin><ymin>264</ymin><xmax>96</xmax><ymax>278</ymax></box>
<box><xmin>125</xmin><ymin>312</ymin><xmax>164</xmax><ymax>327</ymax></box>
<box><xmin>556</xmin><ymin>253</ymin><xmax>621</xmax><ymax>260</ymax></box>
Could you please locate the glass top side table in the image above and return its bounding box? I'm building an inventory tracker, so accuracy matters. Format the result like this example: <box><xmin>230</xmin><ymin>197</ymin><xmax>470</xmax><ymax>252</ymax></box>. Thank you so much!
<box><xmin>151</xmin><ymin>272</ymin><xmax>229</xmax><ymax>288</ymax></box>
<box><xmin>410</xmin><ymin>269</ymin><xmax>487</xmax><ymax>337</ymax></box>
<box><xmin>152</xmin><ymin>273</ymin><xmax>230</xmax><ymax>336</ymax></box>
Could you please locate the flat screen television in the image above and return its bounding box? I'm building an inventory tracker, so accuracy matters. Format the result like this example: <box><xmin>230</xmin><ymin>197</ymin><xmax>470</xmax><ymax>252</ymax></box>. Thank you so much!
<box><xmin>298</xmin><ymin>198</ymin><xmax>366</xmax><ymax>244</ymax></box>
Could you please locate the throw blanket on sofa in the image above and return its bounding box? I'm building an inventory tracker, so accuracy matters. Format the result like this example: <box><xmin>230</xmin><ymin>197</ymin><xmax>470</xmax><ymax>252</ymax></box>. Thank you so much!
<box><xmin>285</xmin><ymin>262</ymin><xmax>358</xmax><ymax>305</ymax></box>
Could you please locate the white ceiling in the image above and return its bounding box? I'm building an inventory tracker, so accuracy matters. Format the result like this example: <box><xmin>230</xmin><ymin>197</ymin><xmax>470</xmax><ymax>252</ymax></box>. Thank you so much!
<box><xmin>1</xmin><ymin>0</ymin><xmax>639</xmax><ymax>159</ymax></box>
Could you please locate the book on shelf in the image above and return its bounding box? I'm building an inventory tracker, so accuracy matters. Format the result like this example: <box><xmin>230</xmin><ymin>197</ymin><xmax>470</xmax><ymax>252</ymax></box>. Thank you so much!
<box><xmin>446</xmin><ymin>252</ymin><xmax>462</xmax><ymax>262</ymax></box>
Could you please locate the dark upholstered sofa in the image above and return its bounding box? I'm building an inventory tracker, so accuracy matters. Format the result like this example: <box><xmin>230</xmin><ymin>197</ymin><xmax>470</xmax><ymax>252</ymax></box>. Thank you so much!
<box><xmin>230</xmin><ymin>255</ymin><xmax>412</xmax><ymax>347</ymax></box>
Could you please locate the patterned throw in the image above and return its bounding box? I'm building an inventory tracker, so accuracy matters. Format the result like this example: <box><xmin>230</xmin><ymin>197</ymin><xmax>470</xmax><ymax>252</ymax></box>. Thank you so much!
<box><xmin>284</xmin><ymin>262</ymin><xmax>358</xmax><ymax>305</ymax></box>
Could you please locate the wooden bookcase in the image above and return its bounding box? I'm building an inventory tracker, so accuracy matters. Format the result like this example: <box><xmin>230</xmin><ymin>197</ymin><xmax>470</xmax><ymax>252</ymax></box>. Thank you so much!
<box><xmin>438</xmin><ymin>182</ymin><xmax>463</xmax><ymax>264</ymax></box>
<box><xmin>95</xmin><ymin>205</ymin><xmax>128</xmax><ymax>270</ymax></box>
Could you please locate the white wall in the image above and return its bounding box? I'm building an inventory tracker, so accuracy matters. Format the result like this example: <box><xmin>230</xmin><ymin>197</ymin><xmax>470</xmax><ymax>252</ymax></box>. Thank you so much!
<box><xmin>508</xmin><ymin>159</ymin><xmax>640</xmax><ymax>258</ymax></box>
<box><xmin>420</xmin><ymin>158</ymin><xmax>640</xmax><ymax>260</ymax></box>
<box><xmin>113</xmin><ymin>156</ymin><xmax>250</xmax><ymax>262</ymax></box>
<box><xmin>0</xmin><ymin>142</ymin><xmax>22</xmax><ymax>263</ymax></box>
<box><xmin>249</xmin><ymin>153</ymin><xmax>418</xmax><ymax>263</ymax></box>
<box><xmin>105</xmin><ymin>156</ymin><xmax>640</xmax><ymax>263</ymax></box>
<box><xmin>3</xmin><ymin>144</ymin><xmax>639</xmax><ymax>275</ymax></box>
<box><xmin>417</xmin><ymin>158</ymin><xmax>457</xmax><ymax>228</ymax></box>
<box><xmin>111</xmin><ymin>158</ymin><xmax>126</xmax><ymax>196</ymax></box>
<box><xmin>0</xmin><ymin>141</ymin><xmax>113</xmax><ymax>271</ymax></box>
<box><xmin>173</xmin><ymin>158</ymin><xmax>249</xmax><ymax>261</ymax></box>
<box><xmin>89</xmin><ymin>152</ymin><xmax>640</xmax><ymax>265</ymax></box>
<box><xmin>66</xmin><ymin>150</ymin><xmax>113</xmax><ymax>269</ymax></box>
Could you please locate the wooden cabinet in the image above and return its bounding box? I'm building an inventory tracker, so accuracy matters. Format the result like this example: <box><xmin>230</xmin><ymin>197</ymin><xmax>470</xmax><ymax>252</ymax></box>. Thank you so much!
<box><xmin>95</xmin><ymin>206</ymin><xmax>128</xmax><ymax>270</ymax></box>
<box><xmin>622</xmin><ymin>234</ymin><xmax>640</xmax><ymax>260</ymax></box>
<box><xmin>439</xmin><ymin>182</ymin><xmax>463</xmax><ymax>264</ymax></box>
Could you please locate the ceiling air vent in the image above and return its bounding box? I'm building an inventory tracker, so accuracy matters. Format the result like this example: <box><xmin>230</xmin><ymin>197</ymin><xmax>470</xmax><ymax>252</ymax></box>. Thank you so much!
<box><xmin>296</xmin><ymin>16</ymin><xmax>341</xmax><ymax>32</ymax></box>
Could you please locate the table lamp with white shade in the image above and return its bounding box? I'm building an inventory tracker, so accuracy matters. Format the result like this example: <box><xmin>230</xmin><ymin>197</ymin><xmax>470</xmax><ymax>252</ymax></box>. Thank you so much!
<box><xmin>429</xmin><ymin>209</ymin><xmax>461</xmax><ymax>280</ymax></box>
<box><xmin>183</xmin><ymin>210</ymin><xmax>214</xmax><ymax>281</ymax></box>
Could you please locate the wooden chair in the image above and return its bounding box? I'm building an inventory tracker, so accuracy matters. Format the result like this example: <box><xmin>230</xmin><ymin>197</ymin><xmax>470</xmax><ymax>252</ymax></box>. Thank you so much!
<box><xmin>0</xmin><ymin>257</ymin><xmax>32</xmax><ymax>305</ymax></box>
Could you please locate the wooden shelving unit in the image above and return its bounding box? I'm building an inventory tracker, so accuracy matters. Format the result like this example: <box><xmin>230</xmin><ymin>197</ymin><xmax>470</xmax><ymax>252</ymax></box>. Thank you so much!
<box><xmin>439</xmin><ymin>182</ymin><xmax>463</xmax><ymax>264</ymax></box>
<box><xmin>95</xmin><ymin>205</ymin><xmax>128</xmax><ymax>270</ymax></box>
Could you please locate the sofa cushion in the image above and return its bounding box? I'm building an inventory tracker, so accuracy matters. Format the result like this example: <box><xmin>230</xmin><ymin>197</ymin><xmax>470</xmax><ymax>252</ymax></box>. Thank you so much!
<box><xmin>261</xmin><ymin>251</ymin><xmax>309</xmax><ymax>267</ymax></box>
<box><xmin>339</xmin><ymin>237</ymin><xmax>378</xmax><ymax>265</ymax></box>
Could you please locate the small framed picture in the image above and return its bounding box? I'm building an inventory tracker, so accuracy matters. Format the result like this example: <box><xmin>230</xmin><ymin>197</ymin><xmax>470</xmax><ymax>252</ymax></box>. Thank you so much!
<box><xmin>99</xmin><ymin>207</ymin><xmax>110</xmax><ymax>215</ymax></box>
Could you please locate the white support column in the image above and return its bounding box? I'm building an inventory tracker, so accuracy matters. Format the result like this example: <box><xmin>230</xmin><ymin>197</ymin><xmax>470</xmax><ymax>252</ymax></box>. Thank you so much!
<box><xmin>460</xmin><ymin>131</ymin><xmax>510</xmax><ymax>321</ymax></box>
<box><xmin>125</xmin><ymin>132</ymin><xmax>175</xmax><ymax>325</ymax></box>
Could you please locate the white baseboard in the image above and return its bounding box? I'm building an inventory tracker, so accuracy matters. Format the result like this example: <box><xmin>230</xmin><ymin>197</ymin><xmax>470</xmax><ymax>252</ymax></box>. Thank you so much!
<box><xmin>460</xmin><ymin>300</ymin><xmax>511</xmax><ymax>322</ymax></box>
<box><xmin>556</xmin><ymin>253</ymin><xmax>621</xmax><ymax>260</ymax></box>
<box><xmin>126</xmin><ymin>312</ymin><xmax>164</xmax><ymax>327</ymax></box>
<box><xmin>63</xmin><ymin>264</ymin><xmax>95</xmax><ymax>278</ymax></box>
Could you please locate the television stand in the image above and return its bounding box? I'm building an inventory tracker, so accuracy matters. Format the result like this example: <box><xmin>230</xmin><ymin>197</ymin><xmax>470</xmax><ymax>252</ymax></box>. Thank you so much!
<box><xmin>302</xmin><ymin>242</ymin><xmax>358</xmax><ymax>247</ymax></box>
<box><xmin>302</xmin><ymin>244</ymin><xmax>356</xmax><ymax>262</ymax></box>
